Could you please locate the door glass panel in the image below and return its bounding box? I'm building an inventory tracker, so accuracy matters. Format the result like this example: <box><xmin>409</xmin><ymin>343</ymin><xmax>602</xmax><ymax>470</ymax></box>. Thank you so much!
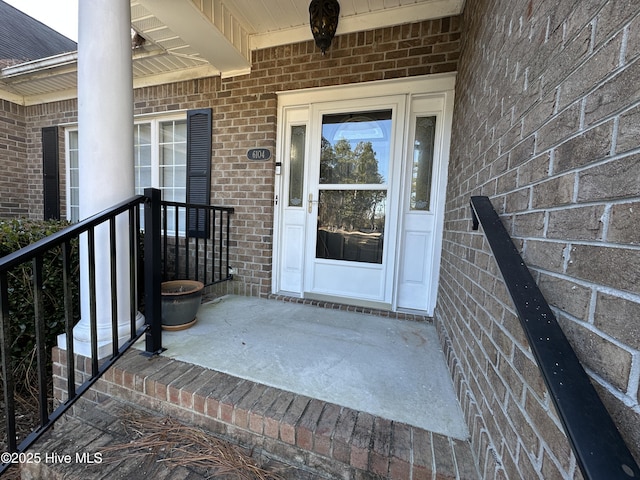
<box><xmin>316</xmin><ymin>109</ymin><xmax>391</xmax><ymax>264</ymax></box>
<box><xmin>410</xmin><ymin>116</ymin><xmax>436</xmax><ymax>211</ymax></box>
<box><xmin>316</xmin><ymin>190</ymin><xmax>386</xmax><ymax>264</ymax></box>
<box><xmin>288</xmin><ymin>125</ymin><xmax>306</xmax><ymax>206</ymax></box>
<box><xmin>320</xmin><ymin>110</ymin><xmax>391</xmax><ymax>185</ymax></box>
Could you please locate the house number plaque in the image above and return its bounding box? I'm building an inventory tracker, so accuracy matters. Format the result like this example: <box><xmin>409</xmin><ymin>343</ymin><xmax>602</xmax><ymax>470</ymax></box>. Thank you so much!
<box><xmin>247</xmin><ymin>148</ymin><xmax>271</xmax><ymax>161</ymax></box>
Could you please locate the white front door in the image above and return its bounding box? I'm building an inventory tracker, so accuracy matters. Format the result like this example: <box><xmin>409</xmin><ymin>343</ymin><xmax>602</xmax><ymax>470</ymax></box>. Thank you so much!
<box><xmin>303</xmin><ymin>97</ymin><xmax>405</xmax><ymax>309</ymax></box>
<box><xmin>273</xmin><ymin>75</ymin><xmax>455</xmax><ymax>314</ymax></box>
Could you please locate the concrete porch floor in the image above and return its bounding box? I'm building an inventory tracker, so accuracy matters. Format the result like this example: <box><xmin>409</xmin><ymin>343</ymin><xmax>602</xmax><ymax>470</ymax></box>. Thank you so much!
<box><xmin>142</xmin><ymin>295</ymin><xmax>468</xmax><ymax>440</ymax></box>
<box><xmin>28</xmin><ymin>294</ymin><xmax>479</xmax><ymax>479</ymax></box>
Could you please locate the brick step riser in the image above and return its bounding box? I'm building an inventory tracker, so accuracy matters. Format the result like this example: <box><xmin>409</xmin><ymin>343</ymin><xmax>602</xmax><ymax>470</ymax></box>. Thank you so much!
<box><xmin>52</xmin><ymin>348</ymin><xmax>474</xmax><ymax>479</ymax></box>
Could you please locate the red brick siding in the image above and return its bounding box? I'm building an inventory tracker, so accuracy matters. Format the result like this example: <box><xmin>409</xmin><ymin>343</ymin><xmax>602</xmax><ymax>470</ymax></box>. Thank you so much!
<box><xmin>439</xmin><ymin>1</ymin><xmax>640</xmax><ymax>478</ymax></box>
<box><xmin>0</xmin><ymin>99</ymin><xmax>29</xmax><ymax>217</ymax></box>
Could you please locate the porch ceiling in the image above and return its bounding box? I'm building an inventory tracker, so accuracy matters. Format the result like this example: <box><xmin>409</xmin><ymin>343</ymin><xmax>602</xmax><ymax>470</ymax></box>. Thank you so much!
<box><xmin>0</xmin><ymin>0</ymin><xmax>464</xmax><ymax>106</ymax></box>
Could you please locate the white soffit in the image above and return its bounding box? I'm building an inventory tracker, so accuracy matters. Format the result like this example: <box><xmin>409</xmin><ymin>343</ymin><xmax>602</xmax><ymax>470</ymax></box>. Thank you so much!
<box><xmin>134</xmin><ymin>0</ymin><xmax>251</xmax><ymax>77</ymax></box>
<box><xmin>248</xmin><ymin>0</ymin><xmax>465</xmax><ymax>50</ymax></box>
<box><xmin>0</xmin><ymin>0</ymin><xmax>464</xmax><ymax>105</ymax></box>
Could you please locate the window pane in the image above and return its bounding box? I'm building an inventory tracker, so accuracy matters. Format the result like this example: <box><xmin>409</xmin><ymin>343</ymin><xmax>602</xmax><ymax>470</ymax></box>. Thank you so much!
<box><xmin>174</xmin><ymin>142</ymin><xmax>186</xmax><ymax>160</ymax></box>
<box><xmin>174</xmin><ymin>121</ymin><xmax>187</xmax><ymax>142</ymax></box>
<box><xmin>159</xmin><ymin>120</ymin><xmax>187</xmax><ymax>214</ymax></box>
<box><xmin>410</xmin><ymin>116</ymin><xmax>436</xmax><ymax>211</ymax></box>
<box><xmin>316</xmin><ymin>190</ymin><xmax>386</xmax><ymax>264</ymax></box>
<box><xmin>175</xmin><ymin>165</ymin><xmax>186</xmax><ymax>186</ymax></box>
<box><xmin>162</xmin><ymin>186</ymin><xmax>175</xmax><ymax>202</ymax></box>
<box><xmin>70</xmin><ymin>188</ymin><xmax>79</xmax><ymax>208</ymax></box>
<box><xmin>69</xmin><ymin>206</ymin><xmax>79</xmax><ymax>223</ymax></box>
<box><xmin>69</xmin><ymin>130</ymin><xmax>78</xmax><ymax>150</ymax></box>
<box><xmin>136</xmin><ymin>144</ymin><xmax>151</xmax><ymax>168</ymax></box>
<box><xmin>135</xmin><ymin>145</ymin><xmax>152</xmax><ymax>194</ymax></box>
<box><xmin>136</xmin><ymin>123</ymin><xmax>151</xmax><ymax>145</ymax></box>
<box><xmin>67</xmin><ymin>130</ymin><xmax>79</xmax><ymax>222</ymax></box>
<box><xmin>69</xmin><ymin>150</ymin><xmax>78</xmax><ymax>169</ymax></box>
<box><xmin>134</xmin><ymin>124</ymin><xmax>152</xmax><ymax>194</ymax></box>
<box><xmin>174</xmin><ymin>187</ymin><xmax>186</xmax><ymax>203</ymax></box>
<box><xmin>136</xmin><ymin>166</ymin><xmax>152</xmax><ymax>195</ymax></box>
<box><xmin>161</xmin><ymin>166</ymin><xmax>174</xmax><ymax>189</ymax></box>
<box><xmin>70</xmin><ymin>168</ymin><xmax>79</xmax><ymax>187</ymax></box>
<box><xmin>160</xmin><ymin>145</ymin><xmax>174</xmax><ymax>167</ymax></box>
<box><xmin>320</xmin><ymin>110</ymin><xmax>391</xmax><ymax>185</ymax></box>
<box><xmin>160</xmin><ymin>121</ymin><xmax>174</xmax><ymax>143</ymax></box>
<box><xmin>288</xmin><ymin>125</ymin><xmax>306</xmax><ymax>207</ymax></box>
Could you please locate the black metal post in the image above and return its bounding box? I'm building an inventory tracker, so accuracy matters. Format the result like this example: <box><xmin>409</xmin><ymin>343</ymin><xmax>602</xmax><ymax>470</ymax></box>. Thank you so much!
<box><xmin>87</xmin><ymin>227</ymin><xmax>98</xmax><ymax>376</ymax></box>
<box><xmin>62</xmin><ymin>241</ymin><xmax>75</xmax><ymax>399</ymax></box>
<box><xmin>129</xmin><ymin>206</ymin><xmax>138</xmax><ymax>338</ymax></box>
<box><xmin>0</xmin><ymin>272</ymin><xmax>16</xmax><ymax>453</ymax></box>
<box><xmin>144</xmin><ymin>188</ymin><xmax>164</xmax><ymax>355</ymax></box>
<box><xmin>32</xmin><ymin>255</ymin><xmax>49</xmax><ymax>427</ymax></box>
<box><xmin>109</xmin><ymin>216</ymin><xmax>118</xmax><ymax>358</ymax></box>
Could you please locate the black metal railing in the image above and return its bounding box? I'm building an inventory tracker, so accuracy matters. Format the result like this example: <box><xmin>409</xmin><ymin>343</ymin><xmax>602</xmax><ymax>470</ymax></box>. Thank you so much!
<box><xmin>0</xmin><ymin>188</ymin><xmax>234</xmax><ymax>475</ymax></box>
<box><xmin>0</xmin><ymin>195</ymin><xmax>145</xmax><ymax>476</ymax></box>
<box><xmin>470</xmin><ymin>195</ymin><xmax>640</xmax><ymax>480</ymax></box>
<box><xmin>159</xmin><ymin>199</ymin><xmax>234</xmax><ymax>287</ymax></box>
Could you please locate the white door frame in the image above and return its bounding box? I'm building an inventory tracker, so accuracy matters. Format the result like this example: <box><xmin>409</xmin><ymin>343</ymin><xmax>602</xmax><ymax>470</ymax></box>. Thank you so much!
<box><xmin>273</xmin><ymin>73</ymin><xmax>456</xmax><ymax>314</ymax></box>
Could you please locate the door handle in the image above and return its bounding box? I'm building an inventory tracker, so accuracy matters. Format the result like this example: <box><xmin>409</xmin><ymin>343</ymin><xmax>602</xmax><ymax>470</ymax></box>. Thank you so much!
<box><xmin>308</xmin><ymin>193</ymin><xmax>320</xmax><ymax>213</ymax></box>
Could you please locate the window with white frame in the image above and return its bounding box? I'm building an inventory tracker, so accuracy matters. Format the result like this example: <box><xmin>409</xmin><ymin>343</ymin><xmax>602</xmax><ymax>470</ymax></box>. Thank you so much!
<box><xmin>66</xmin><ymin>129</ymin><xmax>80</xmax><ymax>222</ymax></box>
<box><xmin>135</xmin><ymin>116</ymin><xmax>187</xmax><ymax>232</ymax></box>
<box><xmin>66</xmin><ymin>114</ymin><xmax>188</xmax><ymax>231</ymax></box>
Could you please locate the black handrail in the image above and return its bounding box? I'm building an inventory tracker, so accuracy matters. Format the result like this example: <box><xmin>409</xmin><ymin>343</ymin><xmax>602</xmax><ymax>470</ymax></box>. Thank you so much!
<box><xmin>470</xmin><ymin>196</ymin><xmax>640</xmax><ymax>480</ymax></box>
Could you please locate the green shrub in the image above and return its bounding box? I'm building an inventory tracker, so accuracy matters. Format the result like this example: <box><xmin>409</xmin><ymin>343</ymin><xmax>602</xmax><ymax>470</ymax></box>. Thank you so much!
<box><xmin>0</xmin><ymin>219</ymin><xmax>80</xmax><ymax>396</ymax></box>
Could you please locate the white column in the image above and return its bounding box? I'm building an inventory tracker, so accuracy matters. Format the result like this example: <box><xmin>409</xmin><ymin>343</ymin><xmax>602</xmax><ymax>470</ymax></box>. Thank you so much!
<box><xmin>59</xmin><ymin>0</ymin><xmax>143</xmax><ymax>358</ymax></box>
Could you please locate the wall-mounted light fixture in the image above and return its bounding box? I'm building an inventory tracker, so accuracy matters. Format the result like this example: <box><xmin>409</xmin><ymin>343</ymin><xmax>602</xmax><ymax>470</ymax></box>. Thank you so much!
<box><xmin>309</xmin><ymin>0</ymin><xmax>340</xmax><ymax>55</ymax></box>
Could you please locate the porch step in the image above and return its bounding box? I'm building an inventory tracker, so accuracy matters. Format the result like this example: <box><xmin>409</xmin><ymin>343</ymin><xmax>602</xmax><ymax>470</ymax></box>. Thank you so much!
<box><xmin>20</xmin><ymin>397</ymin><xmax>323</xmax><ymax>480</ymax></box>
<box><xmin>28</xmin><ymin>348</ymin><xmax>479</xmax><ymax>479</ymax></box>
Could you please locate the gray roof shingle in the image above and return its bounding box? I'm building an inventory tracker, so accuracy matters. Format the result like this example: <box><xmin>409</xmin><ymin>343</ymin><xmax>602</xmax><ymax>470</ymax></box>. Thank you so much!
<box><xmin>0</xmin><ymin>0</ymin><xmax>77</xmax><ymax>64</ymax></box>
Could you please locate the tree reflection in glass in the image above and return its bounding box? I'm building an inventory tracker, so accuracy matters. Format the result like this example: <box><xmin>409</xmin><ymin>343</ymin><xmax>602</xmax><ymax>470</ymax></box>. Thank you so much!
<box><xmin>316</xmin><ymin>110</ymin><xmax>390</xmax><ymax>264</ymax></box>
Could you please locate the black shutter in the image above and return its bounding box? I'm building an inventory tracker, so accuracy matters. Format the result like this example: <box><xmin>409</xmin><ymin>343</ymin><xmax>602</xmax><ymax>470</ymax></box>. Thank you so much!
<box><xmin>186</xmin><ymin>108</ymin><xmax>212</xmax><ymax>238</ymax></box>
<box><xmin>42</xmin><ymin>126</ymin><xmax>60</xmax><ymax>220</ymax></box>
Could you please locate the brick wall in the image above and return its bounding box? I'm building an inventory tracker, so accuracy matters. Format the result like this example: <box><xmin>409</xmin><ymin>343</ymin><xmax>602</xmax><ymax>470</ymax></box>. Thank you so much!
<box><xmin>437</xmin><ymin>0</ymin><xmax>640</xmax><ymax>478</ymax></box>
<box><xmin>0</xmin><ymin>100</ymin><xmax>29</xmax><ymax>217</ymax></box>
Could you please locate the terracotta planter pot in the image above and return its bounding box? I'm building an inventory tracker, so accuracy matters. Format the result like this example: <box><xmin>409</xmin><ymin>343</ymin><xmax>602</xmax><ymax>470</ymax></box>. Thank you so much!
<box><xmin>161</xmin><ymin>280</ymin><xmax>204</xmax><ymax>331</ymax></box>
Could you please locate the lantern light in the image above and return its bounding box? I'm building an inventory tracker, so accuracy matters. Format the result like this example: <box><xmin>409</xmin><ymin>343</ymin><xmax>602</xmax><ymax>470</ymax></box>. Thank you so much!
<box><xmin>309</xmin><ymin>0</ymin><xmax>340</xmax><ymax>55</ymax></box>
